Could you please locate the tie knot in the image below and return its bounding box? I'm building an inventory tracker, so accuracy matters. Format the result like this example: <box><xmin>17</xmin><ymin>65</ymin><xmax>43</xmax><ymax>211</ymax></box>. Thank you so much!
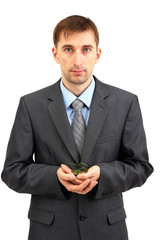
<box><xmin>72</xmin><ymin>99</ymin><xmax>84</xmax><ymax>112</ymax></box>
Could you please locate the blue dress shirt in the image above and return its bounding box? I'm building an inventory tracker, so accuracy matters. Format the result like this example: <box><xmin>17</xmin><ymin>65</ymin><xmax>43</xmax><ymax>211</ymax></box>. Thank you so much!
<box><xmin>60</xmin><ymin>77</ymin><xmax>95</xmax><ymax>127</ymax></box>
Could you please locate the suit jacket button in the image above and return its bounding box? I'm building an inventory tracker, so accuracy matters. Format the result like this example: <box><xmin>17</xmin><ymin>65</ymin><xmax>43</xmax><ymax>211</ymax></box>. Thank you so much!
<box><xmin>79</xmin><ymin>215</ymin><xmax>87</xmax><ymax>221</ymax></box>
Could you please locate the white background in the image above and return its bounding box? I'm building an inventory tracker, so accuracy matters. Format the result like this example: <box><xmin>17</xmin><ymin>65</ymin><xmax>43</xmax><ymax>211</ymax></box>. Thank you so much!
<box><xmin>0</xmin><ymin>0</ymin><xmax>159</xmax><ymax>239</ymax></box>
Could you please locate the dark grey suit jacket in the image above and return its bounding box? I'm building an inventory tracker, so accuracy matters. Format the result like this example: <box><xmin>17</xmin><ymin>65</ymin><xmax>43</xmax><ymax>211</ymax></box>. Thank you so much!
<box><xmin>1</xmin><ymin>76</ymin><xmax>153</xmax><ymax>240</ymax></box>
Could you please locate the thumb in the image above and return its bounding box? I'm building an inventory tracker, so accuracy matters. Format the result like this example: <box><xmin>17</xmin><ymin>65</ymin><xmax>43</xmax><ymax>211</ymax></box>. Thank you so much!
<box><xmin>61</xmin><ymin>164</ymin><xmax>72</xmax><ymax>173</ymax></box>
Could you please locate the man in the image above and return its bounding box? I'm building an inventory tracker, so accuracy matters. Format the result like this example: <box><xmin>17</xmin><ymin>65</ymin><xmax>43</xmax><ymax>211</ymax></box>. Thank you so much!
<box><xmin>1</xmin><ymin>15</ymin><xmax>153</xmax><ymax>240</ymax></box>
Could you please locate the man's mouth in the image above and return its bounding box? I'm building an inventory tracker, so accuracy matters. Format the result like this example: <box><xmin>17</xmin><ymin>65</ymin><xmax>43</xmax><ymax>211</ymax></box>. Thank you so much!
<box><xmin>70</xmin><ymin>70</ymin><xmax>86</xmax><ymax>74</ymax></box>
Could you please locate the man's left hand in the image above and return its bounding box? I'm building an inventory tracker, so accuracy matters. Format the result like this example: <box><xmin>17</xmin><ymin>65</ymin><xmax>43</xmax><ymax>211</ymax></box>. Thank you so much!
<box><xmin>77</xmin><ymin>165</ymin><xmax>100</xmax><ymax>182</ymax></box>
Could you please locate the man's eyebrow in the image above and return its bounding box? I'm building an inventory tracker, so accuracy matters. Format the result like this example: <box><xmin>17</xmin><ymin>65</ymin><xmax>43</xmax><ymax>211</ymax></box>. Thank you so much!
<box><xmin>83</xmin><ymin>45</ymin><xmax>94</xmax><ymax>48</ymax></box>
<box><xmin>61</xmin><ymin>45</ymin><xmax>73</xmax><ymax>49</ymax></box>
<box><xmin>61</xmin><ymin>44</ymin><xmax>94</xmax><ymax>49</ymax></box>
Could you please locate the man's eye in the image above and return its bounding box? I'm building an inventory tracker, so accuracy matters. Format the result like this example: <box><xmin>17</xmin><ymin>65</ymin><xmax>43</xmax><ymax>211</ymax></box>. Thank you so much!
<box><xmin>83</xmin><ymin>48</ymin><xmax>90</xmax><ymax>52</ymax></box>
<box><xmin>65</xmin><ymin>48</ymin><xmax>72</xmax><ymax>53</ymax></box>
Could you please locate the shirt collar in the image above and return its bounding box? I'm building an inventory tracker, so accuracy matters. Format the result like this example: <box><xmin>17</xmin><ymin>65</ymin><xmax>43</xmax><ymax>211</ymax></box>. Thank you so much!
<box><xmin>60</xmin><ymin>77</ymin><xmax>95</xmax><ymax>109</ymax></box>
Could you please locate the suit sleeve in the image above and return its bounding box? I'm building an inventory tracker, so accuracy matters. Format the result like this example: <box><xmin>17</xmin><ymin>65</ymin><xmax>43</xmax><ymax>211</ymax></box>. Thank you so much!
<box><xmin>92</xmin><ymin>95</ymin><xmax>153</xmax><ymax>199</ymax></box>
<box><xmin>1</xmin><ymin>97</ymin><xmax>68</xmax><ymax>199</ymax></box>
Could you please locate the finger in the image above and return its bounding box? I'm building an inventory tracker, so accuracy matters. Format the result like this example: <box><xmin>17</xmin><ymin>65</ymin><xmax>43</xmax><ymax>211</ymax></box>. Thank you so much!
<box><xmin>77</xmin><ymin>172</ymin><xmax>92</xmax><ymax>180</ymax></box>
<box><xmin>61</xmin><ymin>164</ymin><xmax>72</xmax><ymax>173</ymax></box>
<box><xmin>76</xmin><ymin>181</ymin><xmax>98</xmax><ymax>195</ymax></box>
<box><xmin>77</xmin><ymin>166</ymin><xmax>100</xmax><ymax>180</ymax></box>
<box><xmin>69</xmin><ymin>179</ymin><xmax>91</xmax><ymax>192</ymax></box>
<box><xmin>60</xmin><ymin>179</ymin><xmax>89</xmax><ymax>192</ymax></box>
<box><xmin>84</xmin><ymin>181</ymin><xmax>98</xmax><ymax>194</ymax></box>
<box><xmin>60</xmin><ymin>178</ymin><xmax>98</xmax><ymax>193</ymax></box>
<box><xmin>59</xmin><ymin>179</ymin><xmax>76</xmax><ymax>191</ymax></box>
<box><xmin>70</xmin><ymin>178</ymin><xmax>84</xmax><ymax>185</ymax></box>
<box><xmin>58</xmin><ymin>168</ymin><xmax>75</xmax><ymax>181</ymax></box>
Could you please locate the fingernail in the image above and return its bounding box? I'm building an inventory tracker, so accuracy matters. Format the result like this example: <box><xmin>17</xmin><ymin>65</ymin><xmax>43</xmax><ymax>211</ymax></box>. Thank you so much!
<box><xmin>70</xmin><ymin>175</ymin><xmax>75</xmax><ymax>180</ymax></box>
<box><xmin>93</xmin><ymin>182</ymin><xmax>98</xmax><ymax>187</ymax></box>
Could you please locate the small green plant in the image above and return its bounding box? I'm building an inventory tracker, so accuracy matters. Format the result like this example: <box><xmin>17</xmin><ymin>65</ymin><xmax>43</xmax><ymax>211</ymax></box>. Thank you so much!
<box><xmin>66</xmin><ymin>162</ymin><xmax>89</xmax><ymax>176</ymax></box>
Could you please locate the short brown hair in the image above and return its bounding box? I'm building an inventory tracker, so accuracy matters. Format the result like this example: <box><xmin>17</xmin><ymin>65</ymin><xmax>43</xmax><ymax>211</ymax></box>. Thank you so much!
<box><xmin>53</xmin><ymin>15</ymin><xmax>99</xmax><ymax>47</ymax></box>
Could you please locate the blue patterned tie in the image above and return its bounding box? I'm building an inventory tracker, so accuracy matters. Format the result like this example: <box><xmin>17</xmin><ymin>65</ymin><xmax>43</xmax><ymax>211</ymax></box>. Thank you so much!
<box><xmin>72</xmin><ymin>99</ymin><xmax>86</xmax><ymax>157</ymax></box>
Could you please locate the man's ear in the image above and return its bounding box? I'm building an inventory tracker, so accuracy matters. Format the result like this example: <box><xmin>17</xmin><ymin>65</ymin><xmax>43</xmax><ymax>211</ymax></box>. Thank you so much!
<box><xmin>95</xmin><ymin>48</ymin><xmax>101</xmax><ymax>64</ymax></box>
<box><xmin>52</xmin><ymin>47</ymin><xmax>60</xmax><ymax>64</ymax></box>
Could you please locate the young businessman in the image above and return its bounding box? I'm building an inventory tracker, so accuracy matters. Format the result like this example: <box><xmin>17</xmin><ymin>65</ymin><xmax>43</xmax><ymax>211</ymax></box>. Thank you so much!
<box><xmin>2</xmin><ymin>15</ymin><xmax>153</xmax><ymax>240</ymax></box>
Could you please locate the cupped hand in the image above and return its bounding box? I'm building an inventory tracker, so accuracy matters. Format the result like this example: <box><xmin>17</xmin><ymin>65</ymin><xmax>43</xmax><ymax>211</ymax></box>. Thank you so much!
<box><xmin>76</xmin><ymin>165</ymin><xmax>100</xmax><ymax>181</ymax></box>
<box><xmin>57</xmin><ymin>164</ymin><xmax>99</xmax><ymax>195</ymax></box>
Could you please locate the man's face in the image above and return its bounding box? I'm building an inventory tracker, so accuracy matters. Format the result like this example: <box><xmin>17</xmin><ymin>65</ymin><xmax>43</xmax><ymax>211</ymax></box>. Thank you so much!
<box><xmin>52</xmin><ymin>30</ymin><xmax>101</xmax><ymax>86</ymax></box>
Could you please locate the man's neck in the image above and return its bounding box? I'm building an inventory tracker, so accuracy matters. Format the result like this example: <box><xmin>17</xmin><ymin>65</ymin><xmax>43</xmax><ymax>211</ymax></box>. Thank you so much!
<box><xmin>62</xmin><ymin>77</ymin><xmax>93</xmax><ymax>97</ymax></box>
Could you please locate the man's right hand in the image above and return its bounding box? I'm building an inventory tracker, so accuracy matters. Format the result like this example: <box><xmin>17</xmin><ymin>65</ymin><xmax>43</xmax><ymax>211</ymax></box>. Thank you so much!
<box><xmin>57</xmin><ymin>164</ymin><xmax>98</xmax><ymax>195</ymax></box>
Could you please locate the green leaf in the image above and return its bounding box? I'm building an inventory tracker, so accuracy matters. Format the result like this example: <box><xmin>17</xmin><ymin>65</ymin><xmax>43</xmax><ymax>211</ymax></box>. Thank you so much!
<box><xmin>80</xmin><ymin>162</ymin><xmax>89</xmax><ymax>167</ymax></box>
<box><xmin>66</xmin><ymin>162</ymin><xmax>78</xmax><ymax>166</ymax></box>
<box><xmin>80</xmin><ymin>167</ymin><xmax>88</xmax><ymax>172</ymax></box>
<box><xmin>75</xmin><ymin>169</ymin><xmax>80</xmax><ymax>174</ymax></box>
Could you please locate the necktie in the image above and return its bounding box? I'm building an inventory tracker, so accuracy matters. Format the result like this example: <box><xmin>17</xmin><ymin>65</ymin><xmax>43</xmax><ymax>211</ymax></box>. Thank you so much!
<box><xmin>72</xmin><ymin>99</ymin><xmax>86</xmax><ymax>157</ymax></box>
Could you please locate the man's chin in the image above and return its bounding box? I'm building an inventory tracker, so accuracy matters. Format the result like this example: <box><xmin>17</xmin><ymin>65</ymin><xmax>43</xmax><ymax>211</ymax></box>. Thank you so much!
<box><xmin>71</xmin><ymin>79</ymin><xmax>88</xmax><ymax>85</ymax></box>
<box><xmin>68</xmin><ymin>75</ymin><xmax>91</xmax><ymax>85</ymax></box>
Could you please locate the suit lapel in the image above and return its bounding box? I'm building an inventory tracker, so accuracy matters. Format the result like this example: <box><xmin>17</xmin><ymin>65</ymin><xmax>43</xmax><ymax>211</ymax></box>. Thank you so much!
<box><xmin>47</xmin><ymin>78</ymin><xmax>109</xmax><ymax>165</ymax></box>
<box><xmin>81</xmin><ymin>78</ymin><xmax>109</xmax><ymax>164</ymax></box>
<box><xmin>48</xmin><ymin>81</ymin><xmax>80</xmax><ymax>163</ymax></box>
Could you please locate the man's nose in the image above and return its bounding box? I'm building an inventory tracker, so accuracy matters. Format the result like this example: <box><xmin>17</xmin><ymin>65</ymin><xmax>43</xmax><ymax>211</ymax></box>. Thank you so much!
<box><xmin>73</xmin><ymin>51</ymin><xmax>83</xmax><ymax>67</ymax></box>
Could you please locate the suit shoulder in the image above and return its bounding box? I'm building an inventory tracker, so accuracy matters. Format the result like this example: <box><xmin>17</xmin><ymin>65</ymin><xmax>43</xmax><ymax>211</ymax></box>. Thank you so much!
<box><xmin>21</xmin><ymin>81</ymin><xmax>60</xmax><ymax>103</ymax></box>
<box><xmin>98</xmin><ymin>80</ymin><xmax>137</xmax><ymax>100</ymax></box>
<box><xmin>22</xmin><ymin>84</ymin><xmax>54</xmax><ymax>99</ymax></box>
<box><xmin>95</xmin><ymin>78</ymin><xmax>139</xmax><ymax>112</ymax></box>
